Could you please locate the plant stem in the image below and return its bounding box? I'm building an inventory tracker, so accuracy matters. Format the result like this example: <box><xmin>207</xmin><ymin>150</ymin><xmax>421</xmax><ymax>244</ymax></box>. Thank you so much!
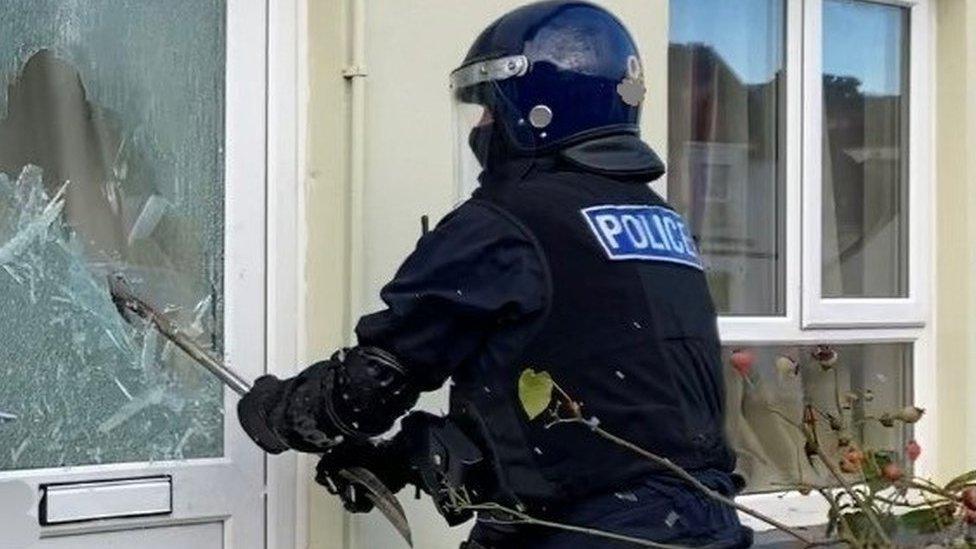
<box><xmin>905</xmin><ymin>479</ymin><xmax>960</xmax><ymax>502</ymax></box>
<box><xmin>817</xmin><ymin>488</ymin><xmax>862</xmax><ymax>549</ymax></box>
<box><xmin>833</xmin><ymin>369</ymin><xmax>844</xmax><ymax>429</ymax></box>
<box><xmin>812</xmin><ymin>445</ymin><xmax>891</xmax><ymax>546</ymax></box>
<box><xmin>463</xmin><ymin>502</ymin><xmax>688</xmax><ymax>549</ymax></box>
<box><xmin>576</xmin><ymin>419</ymin><xmax>817</xmax><ymax>546</ymax></box>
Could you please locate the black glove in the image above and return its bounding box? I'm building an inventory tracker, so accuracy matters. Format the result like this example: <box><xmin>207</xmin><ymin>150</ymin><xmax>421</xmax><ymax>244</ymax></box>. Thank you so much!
<box><xmin>237</xmin><ymin>374</ymin><xmax>291</xmax><ymax>454</ymax></box>
<box><xmin>237</xmin><ymin>348</ymin><xmax>419</xmax><ymax>455</ymax></box>
<box><xmin>314</xmin><ymin>436</ymin><xmax>413</xmax><ymax>513</ymax></box>
<box><xmin>237</xmin><ymin>364</ymin><xmax>340</xmax><ymax>454</ymax></box>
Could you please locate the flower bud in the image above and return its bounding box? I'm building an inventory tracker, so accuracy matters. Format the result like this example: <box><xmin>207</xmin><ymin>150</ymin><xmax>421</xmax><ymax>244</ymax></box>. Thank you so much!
<box><xmin>811</xmin><ymin>345</ymin><xmax>838</xmax><ymax>370</ymax></box>
<box><xmin>730</xmin><ymin>350</ymin><xmax>755</xmax><ymax>378</ymax></box>
<box><xmin>882</xmin><ymin>462</ymin><xmax>903</xmax><ymax>482</ymax></box>
<box><xmin>905</xmin><ymin>440</ymin><xmax>921</xmax><ymax>462</ymax></box>
<box><xmin>961</xmin><ymin>487</ymin><xmax>976</xmax><ymax>512</ymax></box>
<box><xmin>895</xmin><ymin>406</ymin><xmax>925</xmax><ymax>424</ymax></box>
<box><xmin>775</xmin><ymin>355</ymin><xmax>797</xmax><ymax>377</ymax></box>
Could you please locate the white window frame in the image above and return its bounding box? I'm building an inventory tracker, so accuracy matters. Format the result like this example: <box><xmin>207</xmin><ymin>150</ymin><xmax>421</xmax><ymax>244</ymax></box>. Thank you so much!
<box><xmin>801</xmin><ymin>0</ymin><xmax>932</xmax><ymax>330</ymax></box>
<box><xmin>667</xmin><ymin>0</ymin><xmax>935</xmax><ymax>529</ymax></box>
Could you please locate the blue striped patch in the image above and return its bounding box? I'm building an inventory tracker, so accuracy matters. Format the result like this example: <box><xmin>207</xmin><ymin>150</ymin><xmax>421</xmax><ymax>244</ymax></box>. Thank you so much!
<box><xmin>581</xmin><ymin>205</ymin><xmax>703</xmax><ymax>270</ymax></box>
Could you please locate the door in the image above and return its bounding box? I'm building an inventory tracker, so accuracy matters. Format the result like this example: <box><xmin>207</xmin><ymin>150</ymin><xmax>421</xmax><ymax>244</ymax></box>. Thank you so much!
<box><xmin>0</xmin><ymin>1</ymin><xmax>266</xmax><ymax>548</ymax></box>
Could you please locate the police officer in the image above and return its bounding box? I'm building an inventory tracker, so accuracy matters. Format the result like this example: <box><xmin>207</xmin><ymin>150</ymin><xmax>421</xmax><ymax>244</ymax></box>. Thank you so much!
<box><xmin>238</xmin><ymin>2</ymin><xmax>753</xmax><ymax>547</ymax></box>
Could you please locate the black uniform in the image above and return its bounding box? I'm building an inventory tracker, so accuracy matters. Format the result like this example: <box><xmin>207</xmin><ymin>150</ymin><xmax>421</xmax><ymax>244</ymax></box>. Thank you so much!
<box><xmin>356</xmin><ymin>137</ymin><xmax>750</xmax><ymax>547</ymax></box>
<box><xmin>239</xmin><ymin>3</ymin><xmax>753</xmax><ymax>545</ymax></box>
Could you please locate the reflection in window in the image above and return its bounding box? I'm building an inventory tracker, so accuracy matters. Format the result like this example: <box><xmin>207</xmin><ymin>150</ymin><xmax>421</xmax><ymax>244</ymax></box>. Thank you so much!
<box><xmin>668</xmin><ymin>0</ymin><xmax>786</xmax><ymax>316</ymax></box>
<box><xmin>822</xmin><ymin>0</ymin><xmax>909</xmax><ymax>298</ymax></box>
<box><xmin>724</xmin><ymin>343</ymin><xmax>911</xmax><ymax>493</ymax></box>
<box><xmin>0</xmin><ymin>1</ymin><xmax>225</xmax><ymax>470</ymax></box>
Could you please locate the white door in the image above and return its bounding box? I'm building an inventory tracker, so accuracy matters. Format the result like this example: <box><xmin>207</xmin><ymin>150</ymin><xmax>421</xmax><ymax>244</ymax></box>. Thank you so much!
<box><xmin>0</xmin><ymin>1</ymin><xmax>267</xmax><ymax>548</ymax></box>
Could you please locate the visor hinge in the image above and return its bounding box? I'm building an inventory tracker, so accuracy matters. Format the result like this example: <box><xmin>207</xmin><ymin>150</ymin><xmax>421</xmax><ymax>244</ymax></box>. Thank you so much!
<box><xmin>342</xmin><ymin>65</ymin><xmax>368</xmax><ymax>79</ymax></box>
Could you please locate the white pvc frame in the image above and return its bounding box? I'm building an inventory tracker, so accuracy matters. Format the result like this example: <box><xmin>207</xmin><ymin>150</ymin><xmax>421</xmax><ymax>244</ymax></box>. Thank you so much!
<box><xmin>694</xmin><ymin>0</ymin><xmax>936</xmax><ymax>529</ymax></box>
<box><xmin>801</xmin><ymin>0</ymin><xmax>932</xmax><ymax>330</ymax></box>
<box><xmin>266</xmin><ymin>0</ymin><xmax>306</xmax><ymax>547</ymax></box>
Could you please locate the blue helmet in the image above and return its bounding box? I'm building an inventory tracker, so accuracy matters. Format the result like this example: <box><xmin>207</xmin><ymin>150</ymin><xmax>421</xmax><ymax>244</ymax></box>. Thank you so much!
<box><xmin>450</xmin><ymin>0</ymin><xmax>646</xmax><ymax>161</ymax></box>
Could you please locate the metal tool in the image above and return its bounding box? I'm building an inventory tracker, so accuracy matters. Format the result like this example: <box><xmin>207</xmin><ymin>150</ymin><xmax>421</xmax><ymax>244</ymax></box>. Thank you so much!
<box><xmin>108</xmin><ymin>275</ymin><xmax>252</xmax><ymax>396</ymax></box>
<box><xmin>107</xmin><ymin>274</ymin><xmax>413</xmax><ymax>546</ymax></box>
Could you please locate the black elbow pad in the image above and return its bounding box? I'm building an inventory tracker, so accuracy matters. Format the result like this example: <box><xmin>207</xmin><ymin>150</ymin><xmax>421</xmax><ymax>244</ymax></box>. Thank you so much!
<box><xmin>320</xmin><ymin>346</ymin><xmax>420</xmax><ymax>440</ymax></box>
<box><xmin>239</xmin><ymin>346</ymin><xmax>419</xmax><ymax>454</ymax></box>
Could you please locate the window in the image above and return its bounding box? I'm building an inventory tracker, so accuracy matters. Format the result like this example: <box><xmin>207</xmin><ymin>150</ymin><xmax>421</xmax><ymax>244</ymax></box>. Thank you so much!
<box><xmin>668</xmin><ymin>0</ymin><xmax>932</xmax><ymax>513</ymax></box>
<box><xmin>0</xmin><ymin>1</ymin><xmax>226</xmax><ymax>470</ymax></box>
<box><xmin>668</xmin><ymin>0</ymin><xmax>787</xmax><ymax>316</ymax></box>
<box><xmin>723</xmin><ymin>343</ymin><xmax>912</xmax><ymax>493</ymax></box>
<box><xmin>821</xmin><ymin>0</ymin><xmax>910</xmax><ymax>299</ymax></box>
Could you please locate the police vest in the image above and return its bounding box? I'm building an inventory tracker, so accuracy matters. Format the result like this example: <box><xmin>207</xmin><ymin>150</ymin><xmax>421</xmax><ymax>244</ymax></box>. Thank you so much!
<box><xmin>451</xmin><ymin>166</ymin><xmax>736</xmax><ymax>508</ymax></box>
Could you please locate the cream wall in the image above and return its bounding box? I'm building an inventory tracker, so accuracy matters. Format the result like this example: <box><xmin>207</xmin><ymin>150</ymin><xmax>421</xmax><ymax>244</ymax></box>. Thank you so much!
<box><xmin>935</xmin><ymin>0</ymin><xmax>976</xmax><ymax>480</ymax></box>
<box><xmin>304</xmin><ymin>1</ymin><xmax>668</xmax><ymax>548</ymax></box>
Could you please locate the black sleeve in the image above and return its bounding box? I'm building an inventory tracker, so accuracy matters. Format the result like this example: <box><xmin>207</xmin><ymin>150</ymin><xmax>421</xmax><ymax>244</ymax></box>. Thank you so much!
<box><xmin>355</xmin><ymin>200</ymin><xmax>547</xmax><ymax>391</ymax></box>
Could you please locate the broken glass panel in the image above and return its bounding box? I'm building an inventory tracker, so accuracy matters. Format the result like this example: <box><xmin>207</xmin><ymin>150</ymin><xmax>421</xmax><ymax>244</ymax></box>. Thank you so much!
<box><xmin>0</xmin><ymin>0</ymin><xmax>226</xmax><ymax>470</ymax></box>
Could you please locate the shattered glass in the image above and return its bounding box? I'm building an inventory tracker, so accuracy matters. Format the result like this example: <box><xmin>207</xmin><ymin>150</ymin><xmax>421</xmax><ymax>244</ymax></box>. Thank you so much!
<box><xmin>0</xmin><ymin>0</ymin><xmax>226</xmax><ymax>470</ymax></box>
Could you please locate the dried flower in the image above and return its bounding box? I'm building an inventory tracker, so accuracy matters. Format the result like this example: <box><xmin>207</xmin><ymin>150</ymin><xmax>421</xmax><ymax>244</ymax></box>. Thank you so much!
<box><xmin>774</xmin><ymin>355</ymin><xmax>798</xmax><ymax>377</ymax></box>
<box><xmin>730</xmin><ymin>350</ymin><xmax>755</xmax><ymax>378</ymax></box>
<box><xmin>811</xmin><ymin>345</ymin><xmax>838</xmax><ymax>370</ymax></box>
<box><xmin>839</xmin><ymin>458</ymin><xmax>860</xmax><ymax>474</ymax></box>
<box><xmin>881</xmin><ymin>462</ymin><xmax>903</xmax><ymax>482</ymax></box>
<box><xmin>803</xmin><ymin>405</ymin><xmax>817</xmax><ymax>426</ymax></box>
<box><xmin>845</xmin><ymin>448</ymin><xmax>865</xmax><ymax>466</ymax></box>
<box><xmin>905</xmin><ymin>440</ymin><xmax>921</xmax><ymax>462</ymax></box>
<box><xmin>962</xmin><ymin>487</ymin><xmax>976</xmax><ymax>512</ymax></box>
<box><xmin>894</xmin><ymin>406</ymin><xmax>925</xmax><ymax>424</ymax></box>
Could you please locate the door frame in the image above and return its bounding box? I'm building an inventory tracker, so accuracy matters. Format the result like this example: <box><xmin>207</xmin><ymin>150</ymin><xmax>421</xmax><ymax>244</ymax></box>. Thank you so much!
<box><xmin>265</xmin><ymin>0</ymin><xmax>308</xmax><ymax>547</ymax></box>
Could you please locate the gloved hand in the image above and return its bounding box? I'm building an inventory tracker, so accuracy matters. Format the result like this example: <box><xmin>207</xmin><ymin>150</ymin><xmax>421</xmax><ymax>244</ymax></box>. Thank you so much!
<box><xmin>314</xmin><ymin>435</ymin><xmax>414</xmax><ymax>513</ymax></box>
<box><xmin>237</xmin><ymin>363</ymin><xmax>340</xmax><ymax>454</ymax></box>
<box><xmin>237</xmin><ymin>374</ymin><xmax>291</xmax><ymax>454</ymax></box>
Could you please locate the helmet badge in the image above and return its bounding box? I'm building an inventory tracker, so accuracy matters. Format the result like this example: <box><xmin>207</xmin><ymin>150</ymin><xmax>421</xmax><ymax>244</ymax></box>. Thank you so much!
<box><xmin>617</xmin><ymin>55</ymin><xmax>646</xmax><ymax>107</ymax></box>
<box><xmin>528</xmin><ymin>105</ymin><xmax>554</xmax><ymax>129</ymax></box>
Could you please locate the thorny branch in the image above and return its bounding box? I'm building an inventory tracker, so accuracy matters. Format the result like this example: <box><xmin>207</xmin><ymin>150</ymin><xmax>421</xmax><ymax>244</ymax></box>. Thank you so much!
<box><xmin>545</xmin><ymin>382</ymin><xmax>818</xmax><ymax>546</ymax></box>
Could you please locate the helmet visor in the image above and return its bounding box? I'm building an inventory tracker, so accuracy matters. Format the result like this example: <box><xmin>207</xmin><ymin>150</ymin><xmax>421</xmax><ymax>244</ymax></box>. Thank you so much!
<box><xmin>450</xmin><ymin>55</ymin><xmax>532</xmax><ymax>197</ymax></box>
<box><xmin>451</xmin><ymin>97</ymin><xmax>492</xmax><ymax>197</ymax></box>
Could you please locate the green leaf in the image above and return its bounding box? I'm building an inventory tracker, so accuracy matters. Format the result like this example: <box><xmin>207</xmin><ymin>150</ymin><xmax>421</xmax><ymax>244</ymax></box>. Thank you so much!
<box><xmin>897</xmin><ymin>504</ymin><xmax>956</xmax><ymax>535</ymax></box>
<box><xmin>518</xmin><ymin>369</ymin><xmax>555</xmax><ymax>421</ymax></box>
<box><xmin>840</xmin><ymin>510</ymin><xmax>898</xmax><ymax>542</ymax></box>
<box><xmin>945</xmin><ymin>469</ymin><xmax>976</xmax><ymax>491</ymax></box>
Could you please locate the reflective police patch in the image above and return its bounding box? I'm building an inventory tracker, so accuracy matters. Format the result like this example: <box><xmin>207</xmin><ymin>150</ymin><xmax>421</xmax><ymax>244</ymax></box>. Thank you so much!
<box><xmin>581</xmin><ymin>205</ymin><xmax>703</xmax><ymax>270</ymax></box>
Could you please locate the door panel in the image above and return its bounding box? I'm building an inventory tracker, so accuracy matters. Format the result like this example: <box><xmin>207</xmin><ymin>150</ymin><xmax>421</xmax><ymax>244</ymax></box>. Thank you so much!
<box><xmin>37</xmin><ymin>522</ymin><xmax>223</xmax><ymax>549</ymax></box>
<box><xmin>0</xmin><ymin>0</ymin><xmax>226</xmax><ymax>470</ymax></box>
<box><xmin>0</xmin><ymin>1</ymin><xmax>266</xmax><ymax>547</ymax></box>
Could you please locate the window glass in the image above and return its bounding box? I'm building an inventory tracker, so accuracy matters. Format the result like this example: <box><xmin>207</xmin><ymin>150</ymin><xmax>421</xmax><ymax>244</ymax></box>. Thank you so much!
<box><xmin>0</xmin><ymin>0</ymin><xmax>225</xmax><ymax>470</ymax></box>
<box><xmin>822</xmin><ymin>0</ymin><xmax>909</xmax><ymax>298</ymax></box>
<box><xmin>668</xmin><ymin>0</ymin><xmax>787</xmax><ymax>316</ymax></box>
<box><xmin>724</xmin><ymin>343</ymin><xmax>912</xmax><ymax>493</ymax></box>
